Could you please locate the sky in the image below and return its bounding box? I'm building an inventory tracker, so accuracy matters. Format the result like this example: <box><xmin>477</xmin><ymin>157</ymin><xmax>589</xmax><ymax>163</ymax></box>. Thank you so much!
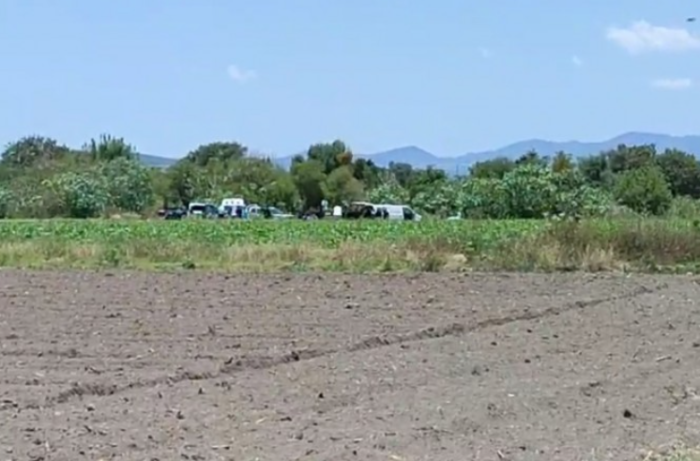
<box><xmin>1</xmin><ymin>1</ymin><xmax>700</xmax><ymax>159</ymax></box>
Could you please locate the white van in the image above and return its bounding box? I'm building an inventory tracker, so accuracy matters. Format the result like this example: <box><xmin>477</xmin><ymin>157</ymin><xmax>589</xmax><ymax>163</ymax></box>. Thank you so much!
<box><xmin>376</xmin><ymin>204</ymin><xmax>422</xmax><ymax>221</ymax></box>
<box><xmin>219</xmin><ymin>197</ymin><xmax>246</xmax><ymax>218</ymax></box>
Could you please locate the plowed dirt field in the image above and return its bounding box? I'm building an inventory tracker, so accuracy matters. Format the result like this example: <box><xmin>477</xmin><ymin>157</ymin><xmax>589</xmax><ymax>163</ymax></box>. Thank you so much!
<box><xmin>1</xmin><ymin>270</ymin><xmax>700</xmax><ymax>460</ymax></box>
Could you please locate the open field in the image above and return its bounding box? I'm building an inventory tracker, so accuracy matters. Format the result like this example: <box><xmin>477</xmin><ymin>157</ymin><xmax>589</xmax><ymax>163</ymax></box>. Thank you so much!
<box><xmin>1</xmin><ymin>270</ymin><xmax>700</xmax><ymax>460</ymax></box>
<box><xmin>2</xmin><ymin>218</ymin><xmax>700</xmax><ymax>272</ymax></box>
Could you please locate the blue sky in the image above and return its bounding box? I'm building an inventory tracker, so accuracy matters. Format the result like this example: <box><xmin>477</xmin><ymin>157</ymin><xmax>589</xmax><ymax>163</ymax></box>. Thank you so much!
<box><xmin>2</xmin><ymin>1</ymin><xmax>699</xmax><ymax>159</ymax></box>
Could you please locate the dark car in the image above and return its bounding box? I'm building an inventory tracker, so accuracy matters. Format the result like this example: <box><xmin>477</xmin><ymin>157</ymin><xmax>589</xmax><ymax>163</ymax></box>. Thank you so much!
<box><xmin>157</xmin><ymin>207</ymin><xmax>186</xmax><ymax>220</ymax></box>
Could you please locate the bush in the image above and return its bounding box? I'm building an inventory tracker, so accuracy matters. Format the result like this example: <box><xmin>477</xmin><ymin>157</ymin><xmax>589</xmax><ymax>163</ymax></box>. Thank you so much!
<box><xmin>458</xmin><ymin>178</ymin><xmax>508</xmax><ymax>219</ymax></box>
<box><xmin>613</xmin><ymin>166</ymin><xmax>672</xmax><ymax>215</ymax></box>
<box><xmin>46</xmin><ymin>171</ymin><xmax>109</xmax><ymax>218</ymax></box>
<box><xmin>101</xmin><ymin>157</ymin><xmax>154</xmax><ymax>213</ymax></box>
<box><xmin>501</xmin><ymin>164</ymin><xmax>558</xmax><ymax>218</ymax></box>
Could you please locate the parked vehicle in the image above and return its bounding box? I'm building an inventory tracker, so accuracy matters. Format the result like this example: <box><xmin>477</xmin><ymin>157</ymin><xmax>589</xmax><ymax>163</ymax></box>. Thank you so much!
<box><xmin>375</xmin><ymin>204</ymin><xmax>422</xmax><ymax>221</ymax></box>
<box><xmin>246</xmin><ymin>205</ymin><xmax>293</xmax><ymax>219</ymax></box>
<box><xmin>157</xmin><ymin>207</ymin><xmax>186</xmax><ymax>220</ymax></box>
<box><xmin>219</xmin><ymin>197</ymin><xmax>246</xmax><ymax>218</ymax></box>
<box><xmin>343</xmin><ymin>201</ymin><xmax>379</xmax><ymax>219</ymax></box>
<box><xmin>297</xmin><ymin>207</ymin><xmax>325</xmax><ymax>220</ymax></box>
<box><xmin>187</xmin><ymin>201</ymin><xmax>219</xmax><ymax>219</ymax></box>
<box><xmin>342</xmin><ymin>202</ymin><xmax>421</xmax><ymax>221</ymax></box>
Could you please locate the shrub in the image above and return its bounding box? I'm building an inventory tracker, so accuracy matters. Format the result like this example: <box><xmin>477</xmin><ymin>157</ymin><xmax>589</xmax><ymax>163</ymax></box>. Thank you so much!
<box><xmin>613</xmin><ymin>166</ymin><xmax>673</xmax><ymax>215</ymax></box>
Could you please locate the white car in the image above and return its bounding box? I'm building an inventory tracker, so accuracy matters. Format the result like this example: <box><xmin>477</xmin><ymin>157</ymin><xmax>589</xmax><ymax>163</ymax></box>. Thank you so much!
<box><xmin>375</xmin><ymin>204</ymin><xmax>422</xmax><ymax>221</ymax></box>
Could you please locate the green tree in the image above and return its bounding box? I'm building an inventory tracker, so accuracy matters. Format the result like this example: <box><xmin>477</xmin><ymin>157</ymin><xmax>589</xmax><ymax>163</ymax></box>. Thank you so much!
<box><xmin>323</xmin><ymin>165</ymin><xmax>364</xmax><ymax>205</ymax></box>
<box><xmin>0</xmin><ymin>187</ymin><xmax>12</xmax><ymax>218</ymax></box>
<box><xmin>578</xmin><ymin>153</ymin><xmax>611</xmax><ymax>187</ymax></box>
<box><xmin>457</xmin><ymin>178</ymin><xmax>508</xmax><ymax>219</ymax></box>
<box><xmin>184</xmin><ymin>142</ymin><xmax>247</xmax><ymax>167</ymax></box>
<box><xmin>469</xmin><ymin>157</ymin><xmax>515</xmax><ymax>179</ymax></box>
<box><xmin>291</xmin><ymin>159</ymin><xmax>326</xmax><ymax>210</ymax></box>
<box><xmin>613</xmin><ymin>165</ymin><xmax>672</xmax><ymax>215</ymax></box>
<box><xmin>387</xmin><ymin>162</ymin><xmax>415</xmax><ymax>188</ymax></box>
<box><xmin>101</xmin><ymin>157</ymin><xmax>155</xmax><ymax>213</ymax></box>
<box><xmin>412</xmin><ymin>180</ymin><xmax>459</xmax><ymax>217</ymax></box>
<box><xmin>515</xmin><ymin>150</ymin><xmax>548</xmax><ymax>167</ymax></box>
<box><xmin>655</xmin><ymin>148</ymin><xmax>700</xmax><ymax>198</ymax></box>
<box><xmin>225</xmin><ymin>157</ymin><xmax>298</xmax><ymax>209</ymax></box>
<box><xmin>46</xmin><ymin>171</ymin><xmax>109</xmax><ymax>218</ymax></box>
<box><xmin>368</xmin><ymin>180</ymin><xmax>410</xmax><ymax>205</ymax></box>
<box><xmin>1</xmin><ymin>136</ymin><xmax>70</xmax><ymax>167</ymax></box>
<box><xmin>307</xmin><ymin>140</ymin><xmax>351</xmax><ymax>174</ymax></box>
<box><xmin>150</xmin><ymin>168</ymin><xmax>178</xmax><ymax>208</ymax></box>
<box><xmin>167</xmin><ymin>161</ymin><xmax>209</xmax><ymax>206</ymax></box>
<box><xmin>264</xmin><ymin>172</ymin><xmax>299</xmax><ymax>211</ymax></box>
<box><xmin>352</xmin><ymin>158</ymin><xmax>382</xmax><ymax>189</ymax></box>
<box><xmin>87</xmin><ymin>134</ymin><xmax>138</xmax><ymax>162</ymax></box>
<box><xmin>500</xmin><ymin>164</ymin><xmax>558</xmax><ymax>218</ymax></box>
<box><xmin>607</xmin><ymin>143</ymin><xmax>656</xmax><ymax>173</ymax></box>
<box><xmin>551</xmin><ymin>151</ymin><xmax>574</xmax><ymax>173</ymax></box>
<box><xmin>406</xmin><ymin>167</ymin><xmax>447</xmax><ymax>200</ymax></box>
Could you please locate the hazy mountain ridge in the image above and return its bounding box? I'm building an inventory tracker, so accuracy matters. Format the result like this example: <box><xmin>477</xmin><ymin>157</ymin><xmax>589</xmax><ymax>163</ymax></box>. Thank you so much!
<box><xmin>139</xmin><ymin>132</ymin><xmax>700</xmax><ymax>172</ymax></box>
<box><xmin>139</xmin><ymin>153</ymin><xmax>178</xmax><ymax>168</ymax></box>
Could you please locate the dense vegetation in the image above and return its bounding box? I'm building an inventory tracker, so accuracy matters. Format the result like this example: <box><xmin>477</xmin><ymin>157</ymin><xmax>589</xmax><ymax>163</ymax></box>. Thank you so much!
<box><xmin>2</xmin><ymin>134</ymin><xmax>700</xmax><ymax>219</ymax></box>
<box><xmin>3</xmin><ymin>134</ymin><xmax>700</xmax><ymax>272</ymax></box>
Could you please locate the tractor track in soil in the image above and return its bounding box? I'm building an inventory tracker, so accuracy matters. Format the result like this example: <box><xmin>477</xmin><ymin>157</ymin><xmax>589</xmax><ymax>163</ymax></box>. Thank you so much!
<box><xmin>34</xmin><ymin>283</ymin><xmax>660</xmax><ymax>409</ymax></box>
<box><xmin>0</xmin><ymin>270</ymin><xmax>699</xmax><ymax>460</ymax></box>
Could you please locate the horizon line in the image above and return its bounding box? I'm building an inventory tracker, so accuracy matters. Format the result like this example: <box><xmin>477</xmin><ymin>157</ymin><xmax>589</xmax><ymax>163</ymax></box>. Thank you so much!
<box><xmin>140</xmin><ymin>130</ymin><xmax>700</xmax><ymax>160</ymax></box>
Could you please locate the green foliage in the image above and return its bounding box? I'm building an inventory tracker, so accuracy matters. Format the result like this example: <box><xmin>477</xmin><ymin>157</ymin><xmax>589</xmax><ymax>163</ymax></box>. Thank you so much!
<box><xmin>0</xmin><ymin>133</ymin><xmax>698</xmax><ymax>222</ymax></box>
<box><xmin>613</xmin><ymin>166</ymin><xmax>673</xmax><ymax>215</ymax></box>
<box><xmin>291</xmin><ymin>159</ymin><xmax>326</xmax><ymax>209</ymax></box>
<box><xmin>412</xmin><ymin>180</ymin><xmax>459</xmax><ymax>218</ymax></box>
<box><xmin>87</xmin><ymin>134</ymin><xmax>138</xmax><ymax>162</ymax></box>
<box><xmin>0</xmin><ymin>187</ymin><xmax>11</xmax><ymax>219</ymax></box>
<box><xmin>551</xmin><ymin>151</ymin><xmax>574</xmax><ymax>173</ymax></box>
<box><xmin>323</xmin><ymin>165</ymin><xmax>364</xmax><ymax>205</ymax></box>
<box><xmin>307</xmin><ymin>140</ymin><xmax>351</xmax><ymax>175</ymax></box>
<box><xmin>500</xmin><ymin>164</ymin><xmax>559</xmax><ymax>218</ymax></box>
<box><xmin>607</xmin><ymin>143</ymin><xmax>656</xmax><ymax>173</ymax></box>
<box><xmin>0</xmin><ymin>218</ymin><xmax>544</xmax><ymax>250</ymax></box>
<box><xmin>667</xmin><ymin>196</ymin><xmax>700</xmax><ymax>219</ymax></box>
<box><xmin>184</xmin><ymin>141</ymin><xmax>247</xmax><ymax>167</ymax></box>
<box><xmin>655</xmin><ymin>148</ymin><xmax>700</xmax><ymax>198</ymax></box>
<box><xmin>458</xmin><ymin>178</ymin><xmax>508</xmax><ymax>218</ymax></box>
<box><xmin>468</xmin><ymin>157</ymin><xmax>515</xmax><ymax>179</ymax></box>
<box><xmin>100</xmin><ymin>157</ymin><xmax>154</xmax><ymax>213</ymax></box>
<box><xmin>367</xmin><ymin>179</ymin><xmax>409</xmax><ymax>205</ymax></box>
<box><xmin>46</xmin><ymin>171</ymin><xmax>109</xmax><ymax>218</ymax></box>
<box><xmin>1</xmin><ymin>136</ymin><xmax>70</xmax><ymax>167</ymax></box>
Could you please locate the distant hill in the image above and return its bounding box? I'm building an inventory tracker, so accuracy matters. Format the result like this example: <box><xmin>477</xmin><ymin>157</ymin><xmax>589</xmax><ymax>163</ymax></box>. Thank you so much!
<box><xmin>137</xmin><ymin>132</ymin><xmax>700</xmax><ymax>172</ymax></box>
<box><xmin>359</xmin><ymin>132</ymin><xmax>700</xmax><ymax>175</ymax></box>
<box><xmin>138</xmin><ymin>153</ymin><xmax>177</xmax><ymax>168</ymax></box>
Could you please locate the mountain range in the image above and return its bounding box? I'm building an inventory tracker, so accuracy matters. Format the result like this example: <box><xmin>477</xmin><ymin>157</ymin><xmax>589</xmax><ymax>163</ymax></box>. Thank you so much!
<box><xmin>139</xmin><ymin>132</ymin><xmax>700</xmax><ymax>173</ymax></box>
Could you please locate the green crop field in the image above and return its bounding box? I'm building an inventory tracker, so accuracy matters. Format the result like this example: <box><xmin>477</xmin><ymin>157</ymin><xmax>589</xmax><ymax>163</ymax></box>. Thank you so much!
<box><xmin>0</xmin><ymin>218</ymin><xmax>544</xmax><ymax>248</ymax></box>
<box><xmin>0</xmin><ymin>217</ymin><xmax>699</xmax><ymax>272</ymax></box>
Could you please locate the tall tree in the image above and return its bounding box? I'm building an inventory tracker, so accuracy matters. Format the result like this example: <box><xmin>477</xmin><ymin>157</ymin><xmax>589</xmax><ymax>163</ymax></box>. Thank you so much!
<box><xmin>1</xmin><ymin>136</ymin><xmax>70</xmax><ymax>167</ymax></box>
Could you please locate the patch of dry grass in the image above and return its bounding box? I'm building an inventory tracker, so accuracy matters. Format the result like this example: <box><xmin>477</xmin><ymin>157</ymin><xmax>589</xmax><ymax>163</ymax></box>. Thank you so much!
<box><xmin>643</xmin><ymin>442</ymin><xmax>700</xmax><ymax>461</ymax></box>
<box><xmin>2</xmin><ymin>218</ymin><xmax>700</xmax><ymax>273</ymax></box>
<box><xmin>0</xmin><ymin>239</ymin><xmax>467</xmax><ymax>272</ymax></box>
<box><xmin>484</xmin><ymin>218</ymin><xmax>700</xmax><ymax>273</ymax></box>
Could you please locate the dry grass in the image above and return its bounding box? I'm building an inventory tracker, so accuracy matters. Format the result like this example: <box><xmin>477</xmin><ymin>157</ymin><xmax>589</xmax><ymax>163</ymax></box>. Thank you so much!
<box><xmin>484</xmin><ymin>219</ymin><xmax>700</xmax><ymax>274</ymax></box>
<box><xmin>2</xmin><ymin>218</ymin><xmax>700</xmax><ymax>273</ymax></box>
<box><xmin>643</xmin><ymin>442</ymin><xmax>700</xmax><ymax>461</ymax></box>
<box><xmin>0</xmin><ymin>240</ymin><xmax>462</xmax><ymax>272</ymax></box>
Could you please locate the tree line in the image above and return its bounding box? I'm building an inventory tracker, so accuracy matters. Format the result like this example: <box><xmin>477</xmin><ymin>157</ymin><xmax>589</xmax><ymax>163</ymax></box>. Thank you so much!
<box><xmin>0</xmin><ymin>134</ymin><xmax>698</xmax><ymax>219</ymax></box>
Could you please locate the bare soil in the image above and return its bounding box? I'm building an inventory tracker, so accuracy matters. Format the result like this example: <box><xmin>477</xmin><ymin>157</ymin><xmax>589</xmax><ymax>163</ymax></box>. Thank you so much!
<box><xmin>1</xmin><ymin>270</ymin><xmax>700</xmax><ymax>460</ymax></box>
